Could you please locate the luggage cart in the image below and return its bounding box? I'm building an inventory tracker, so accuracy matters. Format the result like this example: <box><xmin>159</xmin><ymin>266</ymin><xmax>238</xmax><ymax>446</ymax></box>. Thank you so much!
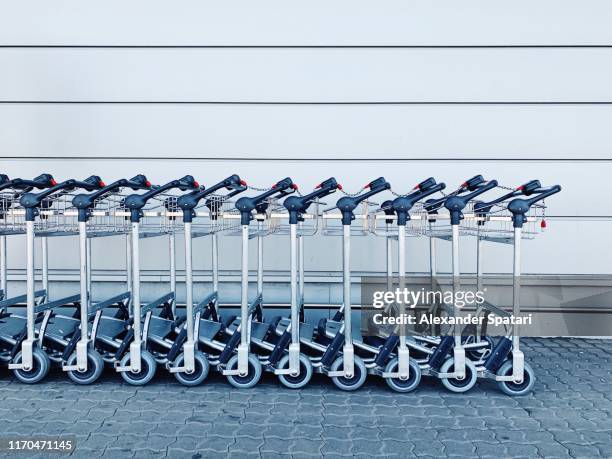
<box><xmin>6</xmin><ymin>175</ymin><xmax>105</xmax><ymax>383</ymax></box>
<box><xmin>457</xmin><ymin>179</ymin><xmax>544</xmax><ymax>362</ymax></box>
<box><xmin>414</xmin><ymin>176</ymin><xmax>499</xmax><ymax>392</ymax></box>
<box><xmin>220</xmin><ymin>177</ymin><xmax>297</xmax><ymax>388</ymax></box>
<box><xmin>470</xmin><ymin>182</ymin><xmax>561</xmax><ymax>395</ymax></box>
<box><xmin>219</xmin><ymin>178</ymin><xmax>338</xmax><ymax>389</ymax></box>
<box><xmin>0</xmin><ymin>174</ymin><xmax>56</xmax><ymax>309</ymax></box>
<box><xmin>58</xmin><ymin>174</ymin><xmax>151</xmax><ymax>384</ymax></box>
<box><xmin>163</xmin><ymin>174</ymin><xmax>246</xmax><ymax>386</ymax></box>
<box><xmin>113</xmin><ymin>175</ymin><xmax>200</xmax><ymax>385</ymax></box>
<box><xmin>366</xmin><ymin>177</ymin><xmax>446</xmax><ymax>392</ymax></box>
<box><xmin>250</xmin><ymin>177</ymin><xmax>340</xmax><ymax>389</ymax></box>
<box><xmin>319</xmin><ymin>177</ymin><xmax>391</xmax><ymax>391</ymax></box>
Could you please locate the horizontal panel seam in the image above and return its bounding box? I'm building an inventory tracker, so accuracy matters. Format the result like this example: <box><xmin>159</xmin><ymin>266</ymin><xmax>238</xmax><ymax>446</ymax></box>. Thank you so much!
<box><xmin>2</xmin><ymin>156</ymin><xmax>611</xmax><ymax>160</ymax></box>
<box><xmin>2</xmin><ymin>101</ymin><xmax>612</xmax><ymax>105</ymax></box>
<box><xmin>2</xmin><ymin>156</ymin><xmax>612</xmax><ymax>163</ymax></box>
<box><xmin>2</xmin><ymin>45</ymin><xmax>612</xmax><ymax>49</ymax></box>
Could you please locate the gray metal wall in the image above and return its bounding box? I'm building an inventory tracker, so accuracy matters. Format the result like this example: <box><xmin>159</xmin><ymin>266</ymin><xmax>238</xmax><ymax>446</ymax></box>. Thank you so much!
<box><xmin>1</xmin><ymin>2</ymin><xmax>610</xmax><ymax>307</ymax></box>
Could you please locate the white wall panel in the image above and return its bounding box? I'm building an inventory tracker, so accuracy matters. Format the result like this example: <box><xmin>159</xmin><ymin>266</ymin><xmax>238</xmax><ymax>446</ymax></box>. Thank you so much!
<box><xmin>1</xmin><ymin>1</ymin><xmax>611</xmax><ymax>46</ymax></box>
<box><xmin>2</xmin><ymin>48</ymin><xmax>612</xmax><ymax>102</ymax></box>
<box><xmin>1</xmin><ymin>104</ymin><xmax>611</xmax><ymax>160</ymax></box>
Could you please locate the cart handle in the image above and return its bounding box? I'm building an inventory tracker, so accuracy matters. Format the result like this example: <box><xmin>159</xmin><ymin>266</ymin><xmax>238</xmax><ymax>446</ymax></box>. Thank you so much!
<box><xmin>508</xmin><ymin>185</ymin><xmax>561</xmax><ymax>228</ymax></box>
<box><xmin>72</xmin><ymin>174</ymin><xmax>152</xmax><ymax>222</ymax></box>
<box><xmin>392</xmin><ymin>178</ymin><xmax>446</xmax><ymax>226</ymax></box>
<box><xmin>178</xmin><ymin>174</ymin><xmax>246</xmax><ymax>223</ymax></box>
<box><xmin>444</xmin><ymin>179</ymin><xmax>498</xmax><ymax>225</ymax></box>
<box><xmin>473</xmin><ymin>180</ymin><xmax>541</xmax><ymax>215</ymax></box>
<box><xmin>336</xmin><ymin>177</ymin><xmax>391</xmax><ymax>225</ymax></box>
<box><xmin>0</xmin><ymin>174</ymin><xmax>56</xmax><ymax>193</ymax></box>
<box><xmin>20</xmin><ymin>176</ymin><xmax>104</xmax><ymax>221</ymax></box>
<box><xmin>461</xmin><ymin>175</ymin><xmax>486</xmax><ymax>192</ymax></box>
<box><xmin>283</xmin><ymin>177</ymin><xmax>339</xmax><ymax>224</ymax></box>
<box><xmin>422</xmin><ymin>175</ymin><xmax>484</xmax><ymax>214</ymax></box>
<box><xmin>235</xmin><ymin>177</ymin><xmax>296</xmax><ymax>225</ymax></box>
<box><xmin>123</xmin><ymin>175</ymin><xmax>199</xmax><ymax>222</ymax></box>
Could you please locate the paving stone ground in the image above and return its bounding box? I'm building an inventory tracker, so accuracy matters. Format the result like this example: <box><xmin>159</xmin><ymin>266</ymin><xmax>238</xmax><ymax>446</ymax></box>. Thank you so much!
<box><xmin>0</xmin><ymin>338</ymin><xmax>610</xmax><ymax>458</ymax></box>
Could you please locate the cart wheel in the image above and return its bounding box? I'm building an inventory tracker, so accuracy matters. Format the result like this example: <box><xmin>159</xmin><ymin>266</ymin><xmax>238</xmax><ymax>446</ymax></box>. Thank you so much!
<box><xmin>225</xmin><ymin>354</ymin><xmax>262</xmax><ymax>389</ymax></box>
<box><xmin>330</xmin><ymin>355</ymin><xmax>367</xmax><ymax>391</ymax></box>
<box><xmin>384</xmin><ymin>358</ymin><xmax>422</xmax><ymax>393</ymax></box>
<box><xmin>464</xmin><ymin>336</ymin><xmax>495</xmax><ymax>361</ymax></box>
<box><xmin>277</xmin><ymin>354</ymin><xmax>313</xmax><ymax>389</ymax></box>
<box><xmin>440</xmin><ymin>358</ymin><xmax>478</xmax><ymax>393</ymax></box>
<box><xmin>173</xmin><ymin>351</ymin><xmax>210</xmax><ymax>387</ymax></box>
<box><xmin>12</xmin><ymin>349</ymin><xmax>51</xmax><ymax>384</ymax></box>
<box><xmin>119</xmin><ymin>350</ymin><xmax>157</xmax><ymax>386</ymax></box>
<box><xmin>66</xmin><ymin>350</ymin><xmax>104</xmax><ymax>385</ymax></box>
<box><xmin>496</xmin><ymin>360</ymin><xmax>535</xmax><ymax>396</ymax></box>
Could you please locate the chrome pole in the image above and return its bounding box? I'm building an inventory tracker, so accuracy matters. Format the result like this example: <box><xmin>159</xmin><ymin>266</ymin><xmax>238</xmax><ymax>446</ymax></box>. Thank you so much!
<box><xmin>86</xmin><ymin>237</ymin><xmax>92</xmax><ymax>299</ymax></box>
<box><xmin>169</xmin><ymin>232</ymin><xmax>176</xmax><ymax>317</ymax></box>
<box><xmin>397</xmin><ymin>225</ymin><xmax>409</xmax><ymax>378</ymax></box>
<box><xmin>41</xmin><ymin>236</ymin><xmax>49</xmax><ymax>300</ymax></box>
<box><xmin>0</xmin><ymin>235</ymin><xmax>7</xmax><ymax>297</ymax></box>
<box><xmin>289</xmin><ymin>223</ymin><xmax>300</xmax><ymax>373</ymax></box>
<box><xmin>512</xmin><ymin>227</ymin><xmax>522</xmax><ymax>353</ymax></box>
<box><xmin>183</xmin><ymin>222</ymin><xmax>195</xmax><ymax>372</ymax></box>
<box><xmin>212</xmin><ymin>233</ymin><xmax>219</xmax><ymax>293</ymax></box>
<box><xmin>510</xmin><ymin>226</ymin><xmax>525</xmax><ymax>382</ymax></box>
<box><xmin>257</xmin><ymin>221</ymin><xmax>263</xmax><ymax>296</ymax></box>
<box><xmin>211</xmin><ymin>232</ymin><xmax>219</xmax><ymax>315</ymax></box>
<box><xmin>76</xmin><ymin>221</ymin><xmax>89</xmax><ymax>370</ymax></box>
<box><xmin>476</xmin><ymin>233</ymin><xmax>484</xmax><ymax>292</ymax></box>
<box><xmin>342</xmin><ymin>224</ymin><xmax>354</xmax><ymax>376</ymax></box>
<box><xmin>237</xmin><ymin>224</ymin><xmax>250</xmax><ymax>374</ymax></box>
<box><xmin>24</xmin><ymin>220</ymin><xmax>36</xmax><ymax>368</ymax></box>
<box><xmin>129</xmin><ymin>222</ymin><xmax>142</xmax><ymax>371</ymax></box>
<box><xmin>298</xmin><ymin>230</ymin><xmax>305</xmax><ymax>307</ymax></box>
<box><xmin>126</xmin><ymin>233</ymin><xmax>132</xmax><ymax>295</ymax></box>
<box><xmin>451</xmin><ymin>224</ymin><xmax>465</xmax><ymax>377</ymax></box>
<box><xmin>429</xmin><ymin>223</ymin><xmax>437</xmax><ymax>288</ymax></box>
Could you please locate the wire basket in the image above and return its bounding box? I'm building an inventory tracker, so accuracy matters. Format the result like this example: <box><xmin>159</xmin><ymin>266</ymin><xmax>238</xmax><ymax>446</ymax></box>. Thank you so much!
<box><xmin>369</xmin><ymin>204</ymin><xmax>429</xmax><ymax>238</ymax></box>
<box><xmin>420</xmin><ymin>201</ymin><xmax>546</xmax><ymax>242</ymax></box>
<box><xmin>461</xmin><ymin>201</ymin><xmax>546</xmax><ymax>242</ymax></box>
<box><xmin>264</xmin><ymin>198</ymin><xmax>321</xmax><ymax>237</ymax></box>
<box><xmin>189</xmin><ymin>194</ymin><xmax>243</xmax><ymax>237</ymax></box>
<box><xmin>84</xmin><ymin>194</ymin><xmax>132</xmax><ymax>238</ymax></box>
<box><xmin>30</xmin><ymin>193</ymin><xmax>81</xmax><ymax>236</ymax></box>
<box><xmin>0</xmin><ymin>192</ymin><xmax>27</xmax><ymax>235</ymax></box>
<box><xmin>321</xmin><ymin>200</ymin><xmax>378</xmax><ymax>236</ymax></box>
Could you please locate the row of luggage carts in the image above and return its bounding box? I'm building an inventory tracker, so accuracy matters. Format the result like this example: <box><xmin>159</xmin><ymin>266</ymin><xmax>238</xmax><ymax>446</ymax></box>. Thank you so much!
<box><xmin>0</xmin><ymin>172</ymin><xmax>560</xmax><ymax>394</ymax></box>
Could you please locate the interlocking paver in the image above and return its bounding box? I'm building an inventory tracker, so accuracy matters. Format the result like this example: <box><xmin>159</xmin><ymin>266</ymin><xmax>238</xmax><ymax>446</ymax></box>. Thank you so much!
<box><xmin>0</xmin><ymin>338</ymin><xmax>607</xmax><ymax>457</ymax></box>
<box><xmin>261</xmin><ymin>436</ymin><xmax>290</xmax><ymax>454</ymax></box>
